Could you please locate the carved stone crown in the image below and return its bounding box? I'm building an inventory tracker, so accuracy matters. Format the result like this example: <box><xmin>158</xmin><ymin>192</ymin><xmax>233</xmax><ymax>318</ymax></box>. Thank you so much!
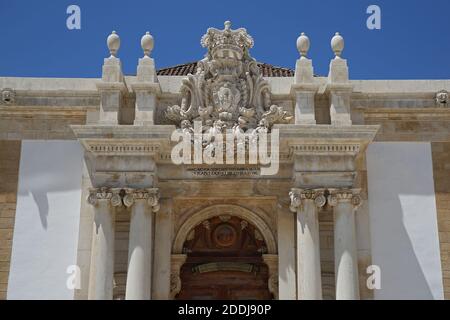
<box><xmin>166</xmin><ymin>21</ymin><xmax>292</xmax><ymax>137</ymax></box>
<box><xmin>201</xmin><ymin>21</ymin><xmax>254</xmax><ymax>60</ymax></box>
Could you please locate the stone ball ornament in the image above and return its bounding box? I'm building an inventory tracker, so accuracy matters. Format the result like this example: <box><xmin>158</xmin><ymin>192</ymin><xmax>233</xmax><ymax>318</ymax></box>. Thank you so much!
<box><xmin>107</xmin><ymin>31</ymin><xmax>120</xmax><ymax>57</ymax></box>
<box><xmin>296</xmin><ymin>32</ymin><xmax>310</xmax><ymax>58</ymax></box>
<box><xmin>141</xmin><ymin>31</ymin><xmax>154</xmax><ymax>57</ymax></box>
<box><xmin>331</xmin><ymin>32</ymin><xmax>344</xmax><ymax>58</ymax></box>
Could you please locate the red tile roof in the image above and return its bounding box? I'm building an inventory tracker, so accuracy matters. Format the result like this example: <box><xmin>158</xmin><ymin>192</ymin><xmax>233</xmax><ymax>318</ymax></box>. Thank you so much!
<box><xmin>157</xmin><ymin>61</ymin><xmax>294</xmax><ymax>77</ymax></box>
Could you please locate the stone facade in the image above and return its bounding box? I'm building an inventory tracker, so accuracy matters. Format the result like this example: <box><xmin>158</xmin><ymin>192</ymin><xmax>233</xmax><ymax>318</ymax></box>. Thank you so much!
<box><xmin>0</xmin><ymin>141</ymin><xmax>20</xmax><ymax>299</ymax></box>
<box><xmin>432</xmin><ymin>142</ymin><xmax>450</xmax><ymax>298</ymax></box>
<box><xmin>0</xmin><ymin>22</ymin><xmax>449</xmax><ymax>300</ymax></box>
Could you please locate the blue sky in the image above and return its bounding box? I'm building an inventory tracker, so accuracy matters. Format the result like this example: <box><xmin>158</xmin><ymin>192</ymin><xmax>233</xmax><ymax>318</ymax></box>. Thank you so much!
<box><xmin>0</xmin><ymin>0</ymin><xmax>449</xmax><ymax>79</ymax></box>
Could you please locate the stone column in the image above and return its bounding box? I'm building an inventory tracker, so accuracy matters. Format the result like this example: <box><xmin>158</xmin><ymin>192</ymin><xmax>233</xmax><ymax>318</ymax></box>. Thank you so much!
<box><xmin>87</xmin><ymin>187</ymin><xmax>122</xmax><ymax>300</ymax></box>
<box><xmin>124</xmin><ymin>188</ymin><xmax>160</xmax><ymax>300</ymax></box>
<box><xmin>328</xmin><ymin>189</ymin><xmax>361</xmax><ymax>300</ymax></box>
<box><xmin>262</xmin><ymin>254</ymin><xmax>279</xmax><ymax>300</ymax></box>
<box><xmin>289</xmin><ymin>188</ymin><xmax>326</xmax><ymax>299</ymax></box>
<box><xmin>170</xmin><ymin>254</ymin><xmax>187</xmax><ymax>299</ymax></box>
<box><xmin>152</xmin><ymin>199</ymin><xmax>173</xmax><ymax>299</ymax></box>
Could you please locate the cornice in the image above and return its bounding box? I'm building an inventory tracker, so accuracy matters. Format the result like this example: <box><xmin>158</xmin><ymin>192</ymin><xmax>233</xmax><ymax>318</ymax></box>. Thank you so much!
<box><xmin>72</xmin><ymin>124</ymin><xmax>378</xmax><ymax>162</ymax></box>
<box><xmin>72</xmin><ymin>125</ymin><xmax>176</xmax><ymax>157</ymax></box>
<box><xmin>71</xmin><ymin>124</ymin><xmax>176</xmax><ymax>139</ymax></box>
<box><xmin>276</xmin><ymin>124</ymin><xmax>379</xmax><ymax>141</ymax></box>
<box><xmin>0</xmin><ymin>106</ymin><xmax>88</xmax><ymax>118</ymax></box>
<box><xmin>359</xmin><ymin>108</ymin><xmax>450</xmax><ymax>120</ymax></box>
<box><xmin>81</xmin><ymin>139</ymin><xmax>162</xmax><ymax>156</ymax></box>
<box><xmin>130</xmin><ymin>82</ymin><xmax>161</xmax><ymax>94</ymax></box>
<box><xmin>11</xmin><ymin>90</ymin><xmax>99</xmax><ymax>98</ymax></box>
<box><xmin>96</xmin><ymin>81</ymin><xmax>127</xmax><ymax>93</ymax></box>
<box><xmin>289</xmin><ymin>143</ymin><xmax>360</xmax><ymax>156</ymax></box>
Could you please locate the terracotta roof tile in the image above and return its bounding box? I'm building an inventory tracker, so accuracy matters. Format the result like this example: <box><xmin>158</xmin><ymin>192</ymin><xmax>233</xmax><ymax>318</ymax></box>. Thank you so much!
<box><xmin>157</xmin><ymin>61</ymin><xmax>294</xmax><ymax>77</ymax></box>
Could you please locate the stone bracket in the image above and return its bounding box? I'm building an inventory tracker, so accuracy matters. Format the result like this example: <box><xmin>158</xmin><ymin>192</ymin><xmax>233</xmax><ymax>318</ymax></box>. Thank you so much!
<box><xmin>170</xmin><ymin>254</ymin><xmax>187</xmax><ymax>299</ymax></box>
<box><xmin>262</xmin><ymin>254</ymin><xmax>279</xmax><ymax>300</ymax></box>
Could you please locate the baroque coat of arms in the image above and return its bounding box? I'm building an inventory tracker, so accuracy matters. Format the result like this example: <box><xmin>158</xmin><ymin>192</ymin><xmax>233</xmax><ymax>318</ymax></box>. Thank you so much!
<box><xmin>166</xmin><ymin>21</ymin><xmax>292</xmax><ymax>137</ymax></box>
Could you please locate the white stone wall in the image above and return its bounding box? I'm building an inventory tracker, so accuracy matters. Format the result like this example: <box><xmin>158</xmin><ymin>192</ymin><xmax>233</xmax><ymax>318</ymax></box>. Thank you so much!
<box><xmin>367</xmin><ymin>142</ymin><xmax>444</xmax><ymax>299</ymax></box>
<box><xmin>7</xmin><ymin>141</ymin><xmax>83</xmax><ymax>299</ymax></box>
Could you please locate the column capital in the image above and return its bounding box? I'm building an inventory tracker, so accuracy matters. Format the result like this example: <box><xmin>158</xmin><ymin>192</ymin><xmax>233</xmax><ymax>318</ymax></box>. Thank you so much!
<box><xmin>87</xmin><ymin>187</ymin><xmax>122</xmax><ymax>207</ymax></box>
<box><xmin>327</xmin><ymin>188</ymin><xmax>361</xmax><ymax>208</ymax></box>
<box><xmin>289</xmin><ymin>188</ymin><xmax>327</xmax><ymax>212</ymax></box>
<box><xmin>123</xmin><ymin>188</ymin><xmax>160</xmax><ymax>212</ymax></box>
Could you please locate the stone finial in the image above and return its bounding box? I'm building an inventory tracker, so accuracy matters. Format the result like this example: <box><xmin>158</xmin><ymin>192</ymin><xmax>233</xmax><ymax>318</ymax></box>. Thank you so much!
<box><xmin>141</xmin><ymin>31</ymin><xmax>154</xmax><ymax>57</ymax></box>
<box><xmin>331</xmin><ymin>32</ymin><xmax>344</xmax><ymax>58</ymax></box>
<box><xmin>296</xmin><ymin>32</ymin><xmax>310</xmax><ymax>59</ymax></box>
<box><xmin>107</xmin><ymin>31</ymin><xmax>120</xmax><ymax>57</ymax></box>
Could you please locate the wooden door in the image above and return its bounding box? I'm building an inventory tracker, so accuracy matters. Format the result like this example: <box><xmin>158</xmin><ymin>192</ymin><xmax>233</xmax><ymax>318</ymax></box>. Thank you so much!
<box><xmin>176</xmin><ymin>216</ymin><xmax>273</xmax><ymax>300</ymax></box>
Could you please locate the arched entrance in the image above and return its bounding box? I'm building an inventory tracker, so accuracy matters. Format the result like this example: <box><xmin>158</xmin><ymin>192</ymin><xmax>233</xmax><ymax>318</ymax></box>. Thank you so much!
<box><xmin>176</xmin><ymin>215</ymin><xmax>273</xmax><ymax>300</ymax></box>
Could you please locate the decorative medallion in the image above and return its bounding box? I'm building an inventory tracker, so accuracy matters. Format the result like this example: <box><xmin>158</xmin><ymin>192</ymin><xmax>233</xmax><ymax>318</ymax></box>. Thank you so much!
<box><xmin>213</xmin><ymin>223</ymin><xmax>237</xmax><ymax>247</ymax></box>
